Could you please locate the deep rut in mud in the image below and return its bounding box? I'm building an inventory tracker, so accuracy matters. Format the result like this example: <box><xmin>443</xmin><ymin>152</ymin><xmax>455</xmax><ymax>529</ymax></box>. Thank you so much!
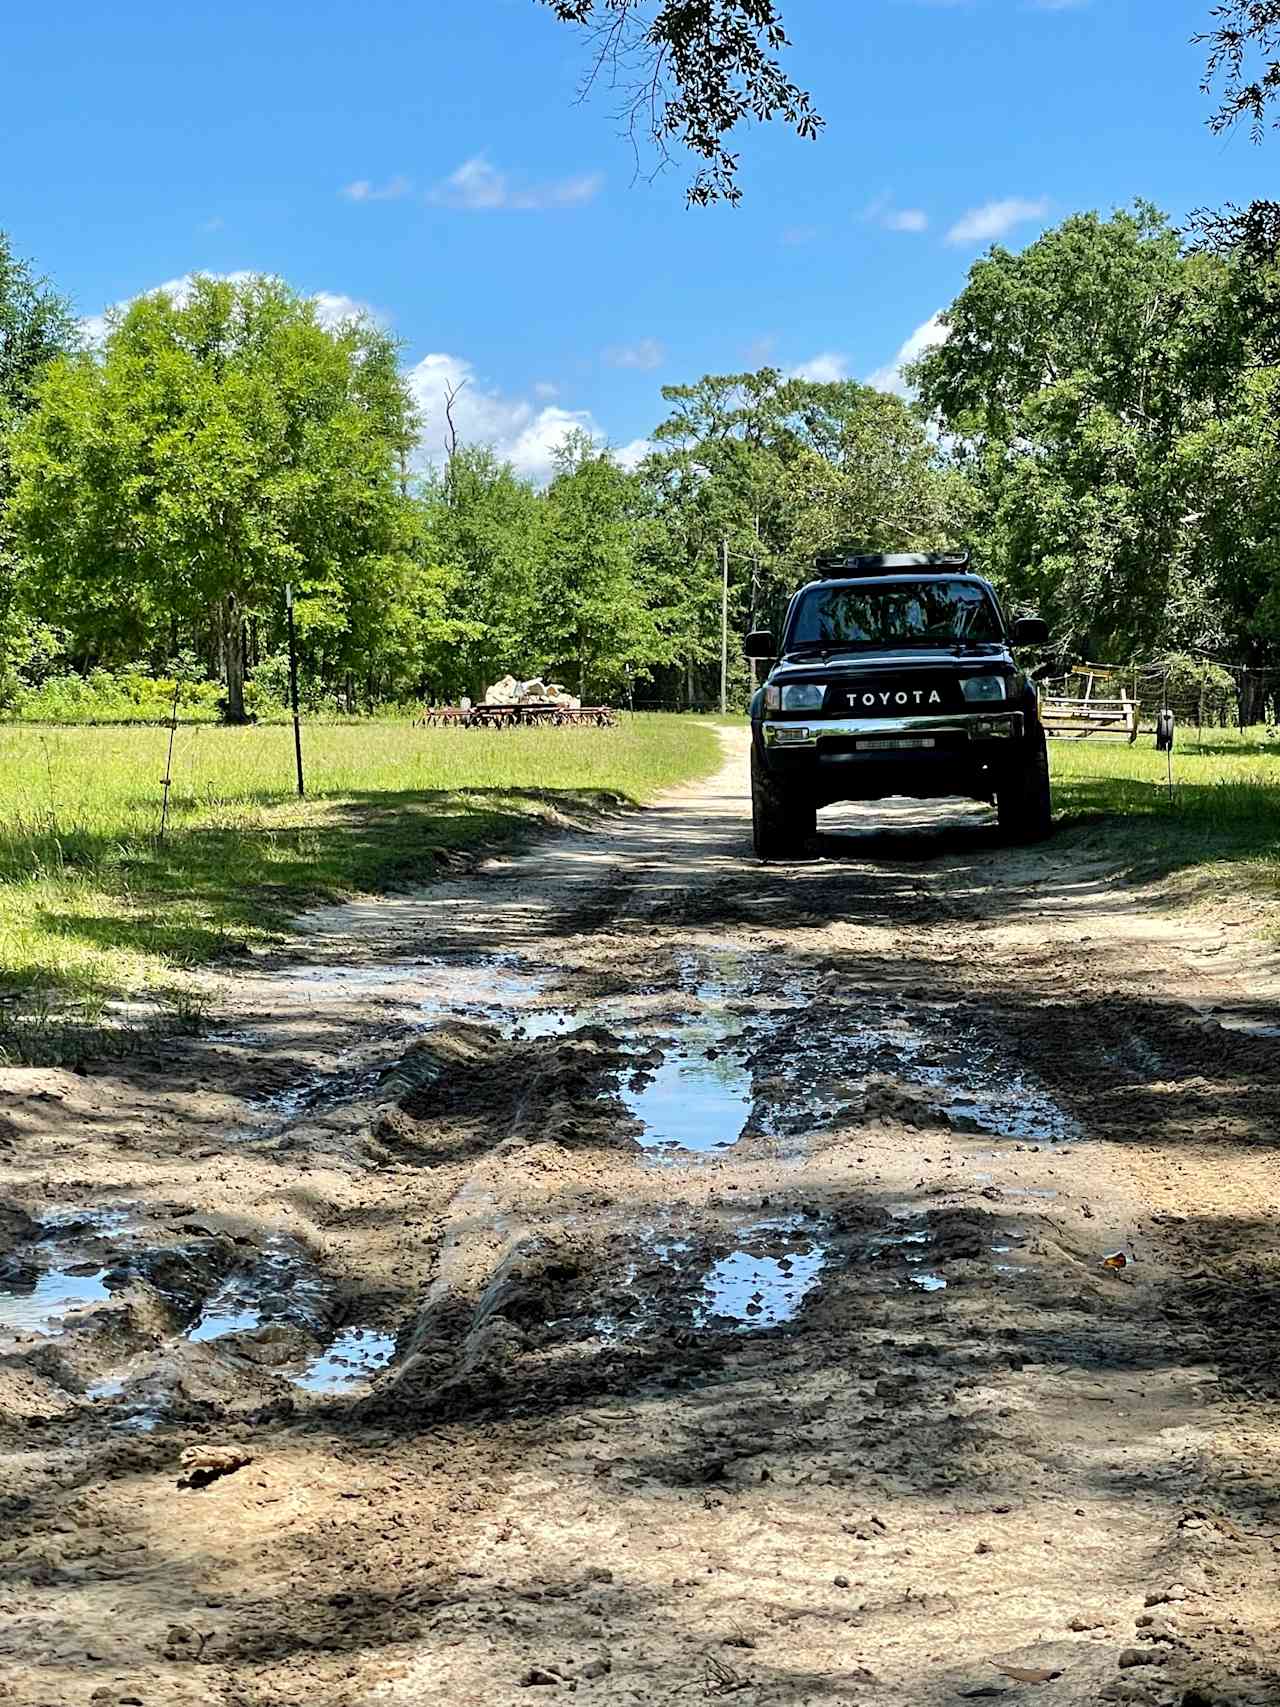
<box><xmin>3</xmin><ymin>731</ymin><xmax>1280</xmax><ymax>1707</ymax></box>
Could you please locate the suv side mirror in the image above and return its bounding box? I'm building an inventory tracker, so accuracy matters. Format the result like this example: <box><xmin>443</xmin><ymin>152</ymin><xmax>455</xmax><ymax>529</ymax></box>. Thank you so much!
<box><xmin>743</xmin><ymin>630</ymin><xmax>775</xmax><ymax>659</ymax></box>
<box><xmin>1011</xmin><ymin>616</ymin><xmax>1049</xmax><ymax>646</ymax></box>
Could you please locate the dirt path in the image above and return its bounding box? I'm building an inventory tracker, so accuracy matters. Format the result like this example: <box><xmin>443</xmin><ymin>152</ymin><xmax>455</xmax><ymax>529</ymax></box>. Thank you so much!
<box><xmin>3</xmin><ymin>729</ymin><xmax>1280</xmax><ymax>1707</ymax></box>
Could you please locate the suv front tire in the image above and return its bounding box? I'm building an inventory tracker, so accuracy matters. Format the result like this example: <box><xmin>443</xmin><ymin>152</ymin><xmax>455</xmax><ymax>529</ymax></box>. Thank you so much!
<box><xmin>751</xmin><ymin>744</ymin><xmax>817</xmax><ymax>859</ymax></box>
<box><xmin>996</xmin><ymin>734</ymin><xmax>1052</xmax><ymax>843</ymax></box>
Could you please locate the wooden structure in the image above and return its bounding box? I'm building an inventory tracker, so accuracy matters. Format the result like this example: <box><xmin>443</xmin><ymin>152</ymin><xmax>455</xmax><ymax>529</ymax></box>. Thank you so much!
<box><xmin>1038</xmin><ymin>665</ymin><xmax>1139</xmax><ymax>743</ymax></box>
<box><xmin>417</xmin><ymin>702</ymin><xmax>617</xmax><ymax>729</ymax></box>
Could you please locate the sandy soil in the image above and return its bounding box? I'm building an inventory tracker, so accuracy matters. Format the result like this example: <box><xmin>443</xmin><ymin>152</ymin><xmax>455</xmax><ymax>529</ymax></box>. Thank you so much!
<box><xmin>3</xmin><ymin>729</ymin><xmax>1280</xmax><ymax>1707</ymax></box>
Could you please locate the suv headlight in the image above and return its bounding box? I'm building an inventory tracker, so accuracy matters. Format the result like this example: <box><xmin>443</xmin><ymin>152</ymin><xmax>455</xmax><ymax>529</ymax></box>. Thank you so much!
<box><xmin>780</xmin><ymin>682</ymin><xmax>826</xmax><ymax>711</ymax></box>
<box><xmin>961</xmin><ymin>676</ymin><xmax>1007</xmax><ymax>704</ymax></box>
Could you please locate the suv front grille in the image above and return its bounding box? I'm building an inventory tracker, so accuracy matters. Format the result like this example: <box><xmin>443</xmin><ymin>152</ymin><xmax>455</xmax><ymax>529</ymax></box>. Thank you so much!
<box><xmin>823</xmin><ymin>679</ymin><xmax>963</xmax><ymax>717</ymax></box>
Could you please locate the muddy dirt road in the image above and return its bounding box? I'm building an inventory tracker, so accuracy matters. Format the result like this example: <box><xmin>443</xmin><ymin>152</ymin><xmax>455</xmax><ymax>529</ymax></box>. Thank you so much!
<box><xmin>3</xmin><ymin>728</ymin><xmax>1280</xmax><ymax>1707</ymax></box>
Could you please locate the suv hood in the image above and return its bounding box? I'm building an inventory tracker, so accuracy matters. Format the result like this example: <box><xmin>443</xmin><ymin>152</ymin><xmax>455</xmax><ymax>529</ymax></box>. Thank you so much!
<box><xmin>771</xmin><ymin>644</ymin><xmax>1013</xmax><ymax>682</ymax></box>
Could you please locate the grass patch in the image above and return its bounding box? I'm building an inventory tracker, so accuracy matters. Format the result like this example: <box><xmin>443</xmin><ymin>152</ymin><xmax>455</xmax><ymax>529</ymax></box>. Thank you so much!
<box><xmin>0</xmin><ymin>715</ymin><xmax>723</xmax><ymax>1009</ymax></box>
<box><xmin>1050</xmin><ymin>727</ymin><xmax>1280</xmax><ymax>887</ymax></box>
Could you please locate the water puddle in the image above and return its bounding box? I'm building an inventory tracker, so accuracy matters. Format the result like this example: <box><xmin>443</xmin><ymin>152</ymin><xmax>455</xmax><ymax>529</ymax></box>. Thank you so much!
<box><xmin>185</xmin><ymin>1238</ymin><xmax>328</xmax><ymax>1344</ymax></box>
<box><xmin>0</xmin><ymin>1264</ymin><xmax>112</xmax><ymax>1341</ymax></box>
<box><xmin>625</xmin><ymin>1046</ymin><xmax>754</xmax><ymax>1152</ymax></box>
<box><xmin>0</xmin><ymin>1206</ymin><xmax>140</xmax><ymax>1345</ymax></box>
<box><xmin>910</xmin><ymin>1272</ymin><xmax>948</xmax><ymax>1292</ymax></box>
<box><xmin>232</xmin><ymin>956</ymin><xmax>559</xmax><ymax>1141</ymax></box>
<box><xmin>83</xmin><ymin>1372</ymin><xmax>162</xmax><ymax>1431</ymax></box>
<box><xmin>293</xmin><ymin>1328</ymin><xmax>397</xmax><ymax>1392</ymax></box>
<box><xmin>504</xmin><ymin>1007</ymin><xmax>583</xmax><ymax>1042</ymax></box>
<box><xmin>599</xmin><ymin>1215</ymin><xmax>830</xmax><ymax>1337</ymax></box>
<box><xmin>698</xmin><ymin>1236</ymin><xmax>826</xmax><ymax>1328</ymax></box>
<box><xmin>619</xmin><ymin>950</ymin><xmax>833</xmax><ymax>1153</ymax></box>
<box><xmin>188</xmin><ymin>1296</ymin><xmax>262</xmax><ymax>1343</ymax></box>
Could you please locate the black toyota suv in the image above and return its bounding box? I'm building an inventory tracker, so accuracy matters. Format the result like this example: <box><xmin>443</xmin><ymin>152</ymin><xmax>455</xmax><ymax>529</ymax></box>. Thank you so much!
<box><xmin>745</xmin><ymin>551</ymin><xmax>1051</xmax><ymax>859</ymax></box>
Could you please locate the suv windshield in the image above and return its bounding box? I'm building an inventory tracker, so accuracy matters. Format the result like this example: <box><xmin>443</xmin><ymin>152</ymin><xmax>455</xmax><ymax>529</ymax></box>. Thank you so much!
<box><xmin>788</xmin><ymin>579</ymin><xmax>1003</xmax><ymax>649</ymax></box>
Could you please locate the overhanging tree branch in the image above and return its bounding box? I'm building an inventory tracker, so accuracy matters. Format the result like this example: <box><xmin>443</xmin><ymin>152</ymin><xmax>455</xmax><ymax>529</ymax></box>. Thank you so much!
<box><xmin>538</xmin><ymin>0</ymin><xmax>822</xmax><ymax>205</ymax></box>
<box><xmin>1198</xmin><ymin>0</ymin><xmax>1280</xmax><ymax>138</ymax></box>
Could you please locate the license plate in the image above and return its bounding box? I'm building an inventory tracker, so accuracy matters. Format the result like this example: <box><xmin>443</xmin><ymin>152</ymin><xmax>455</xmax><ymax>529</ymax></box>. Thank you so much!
<box><xmin>855</xmin><ymin>736</ymin><xmax>936</xmax><ymax>750</ymax></box>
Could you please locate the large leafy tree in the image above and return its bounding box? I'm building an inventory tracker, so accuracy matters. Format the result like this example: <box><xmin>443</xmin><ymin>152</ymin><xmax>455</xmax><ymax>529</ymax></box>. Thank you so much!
<box><xmin>534</xmin><ymin>431</ymin><xmax>656</xmax><ymax>698</ymax></box>
<box><xmin>0</xmin><ymin>233</ymin><xmax>79</xmax><ymax>693</ymax></box>
<box><xmin>538</xmin><ymin>0</ymin><xmax>821</xmax><ymax>204</ymax></box>
<box><xmin>639</xmin><ymin>368</ymin><xmax>965</xmax><ymax>691</ymax></box>
<box><xmin>420</xmin><ymin>446</ymin><xmax>545</xmax><ymax>700</ymax></box>
<box><xmin>912</xmin><ymin>206</ymin><xmax>1235</xmax><ymax>659</ymax></box>
<box><xmin>11</xmin><ymin>274</ymin><xmax>421</xmax><ymax>720</ymax></box>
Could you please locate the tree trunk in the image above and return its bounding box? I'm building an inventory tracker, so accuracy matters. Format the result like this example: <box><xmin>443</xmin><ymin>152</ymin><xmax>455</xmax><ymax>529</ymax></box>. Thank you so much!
<box><xmin>219</xmin><ymin>594</ymin><xmax>250</xmax><ymax>723</ymax></box>
<box><xmin>579</xmin><ymin>655</ymin><xmax>586</xmax><ymax>702</ymax></box>
<box><xmin>1242</xmin><ymin>672</ymin><xmax>1265</xmax><ymax>728</ymax></box>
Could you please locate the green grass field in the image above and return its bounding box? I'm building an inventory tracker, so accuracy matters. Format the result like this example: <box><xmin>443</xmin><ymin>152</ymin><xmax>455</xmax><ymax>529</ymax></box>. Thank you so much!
<box><xmin>0</xmin><ymin>716</ymin><xmax>723</xmax><ymax>1016</ymax></box>
<box><xmin>0</xmin><ymin>715</ymin><xmax>1276</xmax><ymax>1053</ymax></box>
<box><xmin>1049</xmin><ymin>728</ymin><xmax>1280</xmax><ymax>881</ymax></box>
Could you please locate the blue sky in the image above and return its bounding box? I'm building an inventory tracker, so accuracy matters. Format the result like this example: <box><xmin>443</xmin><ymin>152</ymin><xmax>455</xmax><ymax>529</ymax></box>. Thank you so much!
<box><xmin>2</xmin><ymin>0</ymin><xmax>1271</xmax><ymax>477</ymax></box>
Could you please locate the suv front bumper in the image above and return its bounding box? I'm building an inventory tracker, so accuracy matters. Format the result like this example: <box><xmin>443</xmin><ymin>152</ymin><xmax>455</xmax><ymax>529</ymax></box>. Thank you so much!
<box><xmin>757</xmin><ymin>709</ymin><xmax>1029</xmax><ymax>801</ymax></box>
<box><xmin>761</xmin><ymin>710</ymin><xmax>1025</xmax><ymax>750</ymax></box>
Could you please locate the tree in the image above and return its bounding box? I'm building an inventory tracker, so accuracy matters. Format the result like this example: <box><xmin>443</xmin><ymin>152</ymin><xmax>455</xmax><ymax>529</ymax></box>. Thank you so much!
<box><xmin>11</xmin><ymin>274</ymin><xmax>421</xmax><ymax>720</ymax></box>
<box><xmin>640</xmin><ymin>368</ymin><xmax>965</xmax><ymax>693</ymax></box>
<box><xmin>1178</xmin><ymin>366</ymin><xmax>1280</xmax><ymax>690</ymax></box>
<box><xmin>0</xmin><ymin>232</ymin><xmax>79</xmax><ymax>697</ymax></box>
<box><xmin>535</xmin><ymin>432</ymin><xmax>654</xmax><ymax>698</ymax></box>
<box><xmin>421</xmin><ymin>446</ymin><xmax>545</xmax><ymax>699</ymax></box>
<box><xmin>538</xmin><ymin>0</ymin><xmax>821</xmax><ymax>204</ymax></box>
<box><xmin>911</xmin><ymin>206</ymin><xmax>1235</xmax><ymax>659</ymax></box>
<box><xmin>1191</xmin><ymin>6</ymin><xmax>1280</xmax><ymax>260</ymax></box>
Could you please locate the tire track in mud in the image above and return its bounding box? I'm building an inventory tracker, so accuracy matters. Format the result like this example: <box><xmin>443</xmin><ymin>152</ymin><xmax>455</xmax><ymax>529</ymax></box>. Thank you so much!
<box><xmin>2</xmin><ymin>734</ymin><xmax>1280</xmax><ymax>1707</ymax></box>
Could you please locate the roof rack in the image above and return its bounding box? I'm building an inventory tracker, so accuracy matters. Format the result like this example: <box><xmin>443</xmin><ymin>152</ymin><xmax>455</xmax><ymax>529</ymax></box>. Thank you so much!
<box><xmin>813</xmin><ymin>549</ymin><xmax>972</xmax><ymax>578</ymax></box>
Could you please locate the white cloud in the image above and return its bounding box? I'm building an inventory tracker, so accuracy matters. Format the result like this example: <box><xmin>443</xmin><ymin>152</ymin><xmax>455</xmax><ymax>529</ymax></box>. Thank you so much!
<box><xmin>533</xmin><ymin>380</ymin><xmax>560</xmax><ymax>399</ymax></box>
<box><xmin>866</xmin><ymin>311</ymin><xmax>949</xmax><ymax>395</ymax></box>
<box><xmin>604</xmin><ymin>338</ymin><xmax>665</xmax><ymax>371</ymax></box>
<box><xmin>615</xmin><ymin>438</ymin><xmax>653</xmax><ymax>472</ymax></box>
<box><xmin>862</xmin><ymin>194</ymin><xmax>930</xmax><ymax>235</ymax></box>
<box><xmin>80</xmin><ymin>272</ymin><xmax>375</xmax><ymax>348</ymax></box>
<box><xmin>406</xmin><ymin>352</ymin><xmax>603</xmax><ymax>482</ymax></box>
<box><xmin>789</xmin><ymin>352</ymin><xmax>850</xmax><ymax>383</ymax></box>
<box><xmin>945</xmin><ymin>195</ymin><xmax>1050</xmax><ymax>246</ymax></box>
<box><xmin>341</xmin><ymin>175</ymin><xmax>412</xmax><ymax>202</ymax></box>
<box><xmin>428</xmin><ymin>155</ymin><xmax>604</xmax><ymax>213</ymax></box>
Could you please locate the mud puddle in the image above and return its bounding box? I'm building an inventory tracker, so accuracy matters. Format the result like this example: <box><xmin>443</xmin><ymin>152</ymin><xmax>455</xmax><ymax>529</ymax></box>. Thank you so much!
<box><xmin>698</xmin><ymin>1217</ymin><xmax>828</xmax><ymax>1328</ymax></box>
<box><xmin>625</xmin><ymin>1045</ymin><xmax>754</xmax><ymax>1152</ymax></box>
<box><xmin>235</xmin><ymin>955</ymin><xmax>556</xmax><ymax>1140</ymax></box>
<box><xmin>0</xmin><ymin>1206</ymin><xmax>136</xmax><ymax>1346</ymax></box>
<box><xmin>0</xmin><ymin>1262</ymin><xmax>113</xmax><ymax>1342</ymax></box>
<box><xmin>186</xmin><ymin>1236</ymin><xmax>329</xmax><ymax>1344</ymax></box>
<box><xmin>593</xmin><ymin>1214</ymin><xmax>832</xmax><ymax>1340</ymax></box>
<box><xmin>294</xmin><ymin>1328</ymin><xmax>397</xmax><ymax>1392</ymax></box>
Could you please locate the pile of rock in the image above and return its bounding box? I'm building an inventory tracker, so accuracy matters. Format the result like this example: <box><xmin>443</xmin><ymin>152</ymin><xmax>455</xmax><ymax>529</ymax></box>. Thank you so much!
<box><xmin>484</xmin><ymin>675</ymin><xmax>581</xmax><ymax>709</ymax></box>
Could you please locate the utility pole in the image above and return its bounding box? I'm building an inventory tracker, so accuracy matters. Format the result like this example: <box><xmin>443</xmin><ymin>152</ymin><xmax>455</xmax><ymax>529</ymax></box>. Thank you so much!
<box><xmin>720</xmin><ymin>537</ymin><xmax>730</xmax><ymax>716</ymax></box>
<box><xmin>285</xmin><ymin>584</ymin><xmax>305</xmax><ymax>798</ymax></box>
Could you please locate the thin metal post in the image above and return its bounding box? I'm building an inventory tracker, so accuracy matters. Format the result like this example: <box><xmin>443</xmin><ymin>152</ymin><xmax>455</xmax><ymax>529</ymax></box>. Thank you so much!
<box><xmin>158</xmin><ymin>676</ymin><xmax>181</xmax><ymax>844</ymax></box>
<box><xmin>720</xmin><ymin>538</ymin><xmax>729</xmax><ymax>717</ymax></box>
<box><xmin>286</xmin><ymin>585</ymin><xmax>304</xmax><ymax>798</ymax></box>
